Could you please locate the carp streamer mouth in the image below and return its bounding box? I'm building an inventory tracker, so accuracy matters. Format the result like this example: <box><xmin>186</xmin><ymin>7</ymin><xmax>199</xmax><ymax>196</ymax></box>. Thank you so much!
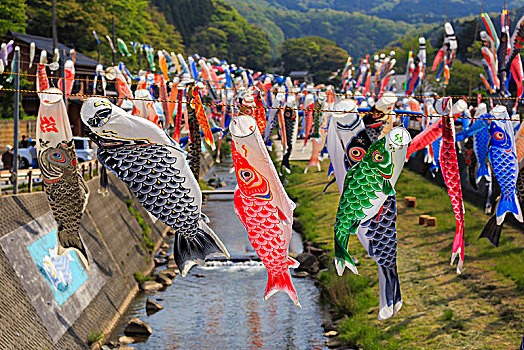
<box><xmin>377</xmin><ymin>163</ymin><xmax>394</xmax><ymax>179</ymax></box>
<box><xmin>379</xmin><ymin>171</ymin><xmax>392</xmax><ymax>179</ymax></box>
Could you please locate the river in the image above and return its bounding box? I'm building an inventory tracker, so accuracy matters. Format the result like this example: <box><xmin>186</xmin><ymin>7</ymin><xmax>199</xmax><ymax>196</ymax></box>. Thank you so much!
<box><xmin>111</xmin><ymin>159</ymin><xmax>327</xmax><ymax>349</ymax></box>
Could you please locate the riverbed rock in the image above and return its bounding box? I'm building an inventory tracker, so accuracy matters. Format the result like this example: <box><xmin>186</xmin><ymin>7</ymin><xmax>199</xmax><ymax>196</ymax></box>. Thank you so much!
<box><xmin>292</xmin><ymin>271</ymin><xmax>309</xmax><ymax>278</ymax></box>
<box><xmin>292</xmin><ymin>220</ymin><xmax>303</xmax><ymax>233</ymax></box>
<box><xmin>139</xmin><ymin>281</ymin><xmax>163</xmax><ymax>292</ymax></box>
<box><xmin>193</xmin><ymin>273</ymin><xmax>206</xmax><ymax>278</ymax></box>
<box><xmin>146</xmin><ymin>298</ymin><xmax>163</xmax><ymax>313</ymax></box>
<box><xmin>156</xmin><ymin>250</ymin><xmax>168</xmax><ymax>259</ymax></box>
<box><xmin>308</xmin><ymin>261</ymin><xmax>320</xmax><ymax>274</ymax></box>
<box><xmin>322</xmin><ymin>320</ymin><xmax>336</xmax><ymax>332</ymax></box>
<box><xmin>161</xmin><ymin>243</ymin><xmax>169</xmax><ymax>250</ymax></box>
<box><xmin>296</xmin><ymin>253</ymin><xmax>316</xmax><ymax>270</ymax></box>
<box><xmin>308</xmin><ymin>246</ymin><xmax>324</xmax><ymax>256</ymax></box>
<box><xmin>124</xmin><ymin>318</ymin><xmax>152</xmax><ymax>337</ymax></box>
<box><xmin>166</xmin><ymin>229</ymin><xmax>175</xmax><ymax>237</ymax></box>
<box><xmin>103</xmin><ymin>340</ymin><xmax>118</xmax><ymax>348</ymax></box>
<box><xmin>156</xmin><ymin>274</ymin><xmax>173</xmax><ymax>286</ymax></box>
<box><xmin>159</xmin><ymin>269</ymin><xmax>177</xmax><ymax>279</ymax></box>
<box><xmin>118</xmin><ymin>335</ymin><xmax>135</xmax><ymax>344</ymax></box>
<box><xmin>326</xmin><ymin>338</ymin><xmax>342</xmax><ymax>348</ymax></box>
<box><xmin>324</xmin><ymin>330</ymin><xmax>339</xmax><ymax>338</ymax></box>
<box><xmin>318</xmin><ymin>254</ymin><xmax>331</xmax><ymax>269</ymax></box>
<box><xmin>166</xmin><ymin>260</ymin><xmax>178</xmax><ymax>269</ymax></box>
<box><xmin>154</xmin><ymin>257</ymin><xmax>167</xmax><ymax>266</ymax></box>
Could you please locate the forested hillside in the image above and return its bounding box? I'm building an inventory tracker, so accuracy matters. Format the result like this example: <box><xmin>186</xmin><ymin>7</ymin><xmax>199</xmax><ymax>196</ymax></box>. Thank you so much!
<box><xmin>230</xmin><ymin>0</ymin><xmax>524</xmax><ymax>24</ymax></box>
<box><xmin>153</xmin><ymin>0</ymin><xmax>271</xmax><ymax>70</ymax></box>
<box><xmin>225</xmin><ymin>0</ymin><xmax>413</xmax><ymax>59</ymax></box>
<box><xmin>1</xmin><ymin>0</ymin><xmax>272</xmax><ymax>71</ymax></box>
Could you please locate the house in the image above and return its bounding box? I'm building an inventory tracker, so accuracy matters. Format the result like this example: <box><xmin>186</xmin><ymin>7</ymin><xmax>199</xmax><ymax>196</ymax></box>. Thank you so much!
<box><xmin>289</xmin><ymin>71</ymin><xmax>313</xmax><ymax>84</ymax></box>
<box><xmin>2</xmin><ymin>31</ymin><xmax>100</xmax><ymax>136</ymax></box>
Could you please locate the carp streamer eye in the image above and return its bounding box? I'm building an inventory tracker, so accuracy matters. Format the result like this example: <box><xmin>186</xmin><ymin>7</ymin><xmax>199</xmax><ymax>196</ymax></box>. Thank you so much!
<box><xmin>48</xmin><ymin>149</ymin><xmax>68</xmax><ymax>165</ymax></box>
<box><xmin>494</xmin><ymin>131</ymin><xmax>505</xmax><ymax>141</ymax></box>
<box><xmin>372</xmin><ymin>150</ymin><xmax>384</xmax><ymax>163</ymax></box>
<box><xmin>240</xmin><ymin>169</ymin><xmax>253</xmax><ymax>183</ymax></box>
<box><xmin>349</xmin><ymin>147</ymin><xmax>366</xmax><ymax>162</ymax></box>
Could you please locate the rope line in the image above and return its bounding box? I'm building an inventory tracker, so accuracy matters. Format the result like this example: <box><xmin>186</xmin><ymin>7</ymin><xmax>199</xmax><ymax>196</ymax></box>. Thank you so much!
<box><xmin>1</xmin><ymin>71</ymin><xmax>521</xmax><ymax>101</ymax></box>
<box><xmin>1</xmin><ymin>87</ymin><xmax>522</xmax><ymax>122</ymax></box>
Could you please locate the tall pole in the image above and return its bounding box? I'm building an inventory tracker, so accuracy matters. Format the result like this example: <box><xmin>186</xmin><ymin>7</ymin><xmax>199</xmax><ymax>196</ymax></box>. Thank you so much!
<box><xmin>468</xmin><ymin>0</ymin><xmax>484</xmax><ymax>96</ymax></box>
<box><xmin>52</xmin><ymin>0</ymin><xmax>57</xmax><ymax>51</ymax></box>
<box><xmin>442</xmin><ymin>0</ymin><xmax>447</xmax><ymax>96</ymax></box>
<box><xmin>112</xmin><ymin>17</ymin><xmax>116</xmax><ymax>66</ymax></box>
<box><xmin>12</xmin><ymin>47</ymin><xmax>20</xmax><ymax>194</ymax></box>
<box><xmin>61</xmin><ymin>49</ymin><xmax>66</xmax><ymax>101</ymax></box>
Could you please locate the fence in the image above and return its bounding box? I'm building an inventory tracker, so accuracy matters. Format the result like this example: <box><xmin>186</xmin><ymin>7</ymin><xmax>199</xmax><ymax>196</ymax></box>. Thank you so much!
<box><xmin>0</xmin><ymin>159</ymin><xmax>99</xmax><ymax>195</ymax></box>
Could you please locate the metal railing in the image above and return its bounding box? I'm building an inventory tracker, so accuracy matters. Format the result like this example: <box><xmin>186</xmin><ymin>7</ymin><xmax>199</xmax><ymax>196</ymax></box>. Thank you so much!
<box><xmin>0</xmin><ymin>159</ymin><xmax>99</xmax><ymax>196</ymax></box>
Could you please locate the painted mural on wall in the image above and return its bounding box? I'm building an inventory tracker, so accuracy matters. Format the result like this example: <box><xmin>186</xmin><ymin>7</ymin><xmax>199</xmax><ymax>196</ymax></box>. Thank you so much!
<box><xmin>26</xmin><ymin>228</ymin><xmax>89</xmax><ymax>307</ymax></box>
<box><xmin>0</xmin><ymin>212</ymin><xmax>105</xmax><ymax>343</ymax></box>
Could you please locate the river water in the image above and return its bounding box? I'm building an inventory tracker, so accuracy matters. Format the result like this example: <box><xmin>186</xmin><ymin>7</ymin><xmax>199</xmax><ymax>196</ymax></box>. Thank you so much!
<box><xmin>111</xmin><ymin>160</ymin><xmax>327</xmax><ymax>349</ymax></box>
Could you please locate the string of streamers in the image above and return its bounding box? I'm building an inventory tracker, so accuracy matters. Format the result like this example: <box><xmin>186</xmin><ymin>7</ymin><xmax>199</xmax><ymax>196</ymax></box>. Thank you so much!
<box><xmin>1</xmin><ymin>71</ymin><xmax>523</xmax><ymax>101</ymax></box>
<box><xmin>1</xmin><ymin>86</ymin><xmax>522</xmax><ymax>122</ymax></box>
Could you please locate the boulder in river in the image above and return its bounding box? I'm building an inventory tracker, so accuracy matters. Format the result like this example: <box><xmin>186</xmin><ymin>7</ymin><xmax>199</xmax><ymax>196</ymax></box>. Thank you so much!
<box><xmin>292</xmin><ymin>271</ymin><xmax>309</xmax><ymax>278</ymax></box>
<box><xmin>154</xmin><ymin>257</ymin><xmax>167</xmax><ymax>266</ymax></box>
<box><xmin>160</xmin><ymin>269</ymin><xmax>178</xmax><ymax>279</ymax></box>
<box><xmin>325</xmin><ymin>337</ymin><xmax>342</xmax><ymax>348</ymax></box>
<box><xmin>292</xmin><ymin>220</ymin><xmax>303</xmax><ymax>233</ymax></box>
<box><xmin>308</xmin><ymin>246</ymin><xmax>324</xmax><ymax>256</ymax></box>
<box><xmin>146</xmin><ymin>298</ymin><xmax>163</xmax><ymax>314</ymax></box>
<box><xmin>155</xmin><ymin>274</ymin><xmax>173</xmax><ymax>286</ymax></box>
<box><xmin>139</xmin><ymin>281</ymin><xmax>163</xmax><ymax>292</ymax></box>
<box><xmin>324</xmin><ymin>330</ymin><xmax>339</xmax><ymax>338</ymax></box>
<box><xmin>124</xmin><ymin>318</ymin><xmax>152</xmax><ymax>337</ymax></box>
<box><xmin>296</xmin><ymin>252</ymin><xmax>316</xmax><ymax>271</ymax></box>
<box><xmin>166</xmin><ymin>260</ymin><xmax>178</xmax><ymax>269</ymax></box>
<box><xmin>117</xmin><ymin>336</ymin><xmax>135</xmax><ymax>344</ymax></box>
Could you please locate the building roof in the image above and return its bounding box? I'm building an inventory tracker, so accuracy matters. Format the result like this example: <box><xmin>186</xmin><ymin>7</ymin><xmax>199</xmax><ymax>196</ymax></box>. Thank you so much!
<box><xmin>7</xmin><ymin>31</ymin><xmax>98</xmax><ymax>68</ymax></box>
<box><xmin>289</xmin><ymin>71</ymin><xmax>310</xmax><ymax>78</ymax></box>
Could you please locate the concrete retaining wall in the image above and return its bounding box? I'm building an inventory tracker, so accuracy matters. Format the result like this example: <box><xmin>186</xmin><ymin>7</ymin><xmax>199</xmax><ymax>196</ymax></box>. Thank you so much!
<box><xmin>0</xmin><ymin>172</ymin><xmax>167</xmax><ymax>349</ymax></box>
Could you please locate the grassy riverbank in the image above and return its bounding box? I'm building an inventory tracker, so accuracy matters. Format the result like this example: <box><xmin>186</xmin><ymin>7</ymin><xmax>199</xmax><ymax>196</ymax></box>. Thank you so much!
<box><xmin>285</xmin><ymin>160</ymin><xmax>524</xmax><ymax>349</ymax></box>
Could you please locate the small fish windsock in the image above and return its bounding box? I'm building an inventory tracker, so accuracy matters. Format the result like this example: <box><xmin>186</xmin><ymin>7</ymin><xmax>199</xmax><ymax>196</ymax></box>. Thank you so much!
<box><xmin>334</xmin><ymin>127</ymin><xmax>411</xmax><ymax>276</ymax></box>
<box><xmin>133</xmin><ymin>89</ymin><xmax>160</xmax><ymax>128</ymax></box>
<box><xmin>80</xmin><ymin>98</ymin><xmax>229</xmax><ymax>275</ymax></box>
<box><xmin>117</xmin><ymin>38</ymin><xmax>131</xmax><ymax>57</ymax></box>
<box><xmin>29</xmin><ymin>42</ymin><xmax>35</xmax><ymax>69</ymax></box>
<box><xmin>37</xmin><ymin>88</ymin><xmax>90</xmax><ymax>270</ymax></box>
<box><xmin>488</xmin><ymin>105</ymin><xmax>523</xmax><ymax>225</ymax></box>
<box><xmin>230</xmin><ymin>113</ymin><xmax>300</xmax><ymax>307</ymax></box>
<box><xmin>437</xmin><ymin>98</ymin><xmax>466</xmax><ymax>273</ymax></box>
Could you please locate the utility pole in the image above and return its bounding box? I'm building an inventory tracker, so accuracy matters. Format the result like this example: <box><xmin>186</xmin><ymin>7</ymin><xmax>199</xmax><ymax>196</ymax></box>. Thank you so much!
<box><xmin>12</xmin><ymin>47</ymin><xmax>20</xmax><ymax>194</ymax></box>
<box><xmin>112</xmin><ymin>17</ymin><xmax>116</xmax><ymax>66</ymax></box>
<box><xmin>468</xmin><ymin>0</ymin><xmax>483</xmax><ymax>96</ymax></box>
<box><xmin>52</xmin><ymin>0</ymin><xmax>57</xmax><ymax>51</ymax></box>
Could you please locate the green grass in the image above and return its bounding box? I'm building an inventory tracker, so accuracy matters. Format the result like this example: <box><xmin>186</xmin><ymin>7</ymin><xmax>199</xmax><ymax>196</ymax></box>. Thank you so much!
<box><xmin>284</xmin><ymin>159</ymin><xmax>524</xmax><ymax>349</ymax></box>
<box><xmin>133</xmin><ymin>271</ymin><xmax>153</xmax><ymax>284</ymax></box>
<box><xmin>125</xmin><ymin>199</ymin><xmax>155</xmax><ymax>254</ymax></box>
<box><xmin>396</xmin><ymin>168</ymin><xmax>524</xmax><ymax>293</ymax></box>
<box><xmin>87</xmin><ymin>330</ymin><xmax>103</xmax><ymax>345</ymax></box>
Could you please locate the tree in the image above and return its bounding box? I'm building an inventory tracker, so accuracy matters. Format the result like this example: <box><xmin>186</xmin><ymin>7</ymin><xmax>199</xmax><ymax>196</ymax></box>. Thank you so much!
<box><xmin>279</xmin><ymin>36</ymin><xmax>348</xmax><ymax>83</ymax></box>
<box><xmin>25</xmin><ymin>0</ymin><xmax>184</xmax><ymax>68</ymax></box>
<box><xmin>0</xmin><ymin>0</ymin><xmax>27</xmax><ymax>35</ymax></box>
